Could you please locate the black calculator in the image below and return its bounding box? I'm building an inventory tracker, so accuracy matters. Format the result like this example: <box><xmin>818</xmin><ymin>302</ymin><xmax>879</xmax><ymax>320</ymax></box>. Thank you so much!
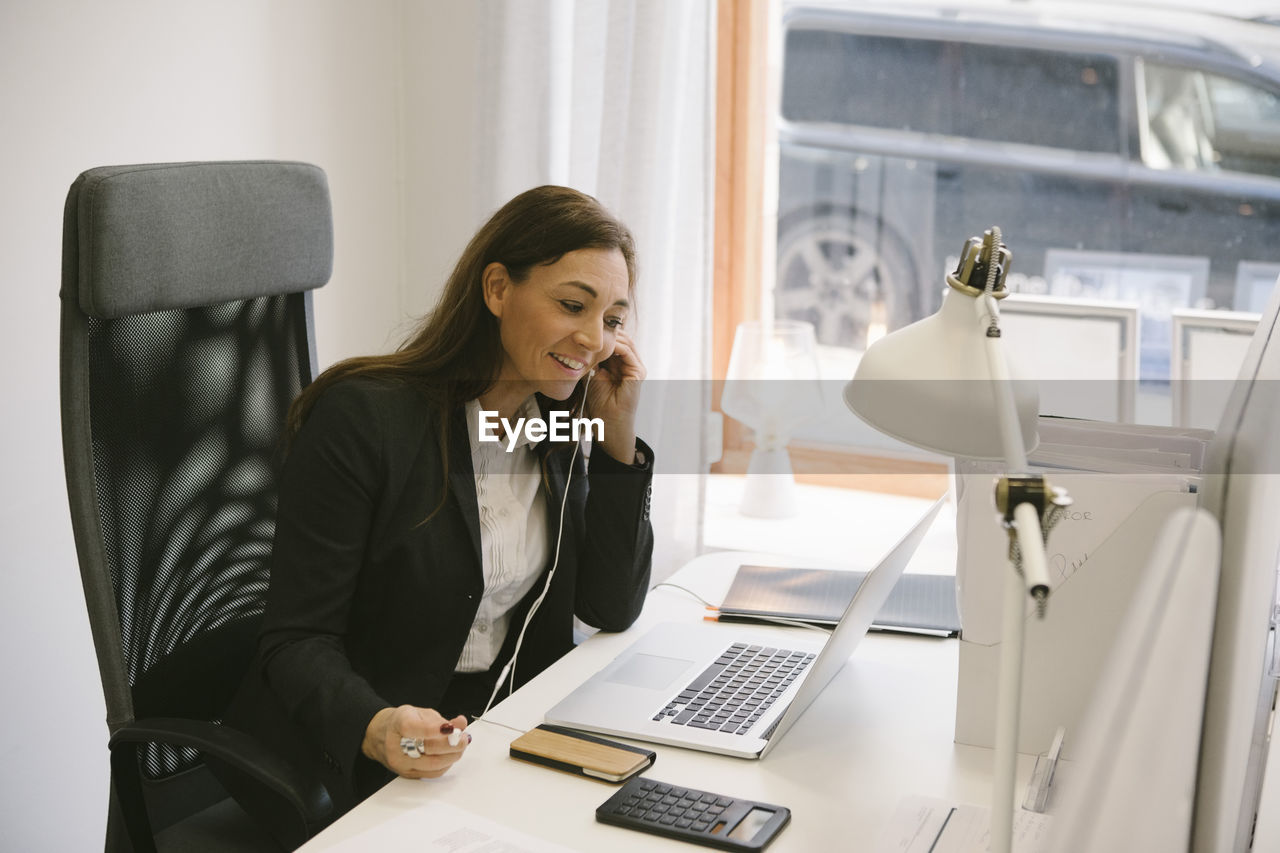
<box><xmin>595</xmin><ymin>776</ymin><xmax>791</xmax><ymax>850</ymax></box>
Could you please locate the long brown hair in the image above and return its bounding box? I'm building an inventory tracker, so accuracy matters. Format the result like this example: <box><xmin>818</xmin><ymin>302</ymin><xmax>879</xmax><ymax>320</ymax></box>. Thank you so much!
<box><xmin>283</xmin><ymin>185</ymin><xmax>637</xmax><ymax>508</ymax></box>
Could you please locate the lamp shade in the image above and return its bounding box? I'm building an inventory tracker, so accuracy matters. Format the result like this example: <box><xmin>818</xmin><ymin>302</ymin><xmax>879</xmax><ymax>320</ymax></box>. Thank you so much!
<box><xmin>843</xmin><ymin>286</ymin><xmax>1039</xmax><ymax>460</ymax></box>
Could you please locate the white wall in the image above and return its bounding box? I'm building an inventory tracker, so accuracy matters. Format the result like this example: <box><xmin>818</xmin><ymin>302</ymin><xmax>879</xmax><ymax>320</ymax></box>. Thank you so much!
<box><xmin>399</xmin><ymin>1</ymin><xmax>484</xmax><ymax>322</ymax></box>
<box><xmin>0</xmin><ymin>1</ymin><xmax>479</xmax><ymax>848</ymax></box>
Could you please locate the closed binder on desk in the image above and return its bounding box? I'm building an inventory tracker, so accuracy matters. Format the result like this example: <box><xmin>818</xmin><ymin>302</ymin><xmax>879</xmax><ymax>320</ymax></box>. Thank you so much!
<box><xmin>719</xmin><ymin>565</ymin><xmax>961</xmax><ymax>636</ymax></box>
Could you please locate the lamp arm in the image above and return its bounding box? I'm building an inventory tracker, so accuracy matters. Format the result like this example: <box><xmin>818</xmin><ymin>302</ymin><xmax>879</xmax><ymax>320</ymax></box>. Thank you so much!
<box><xmin>992</xmin><ymin>555</ymin><xmax>1029</xmax><ymax>853</ymax></box>
<box><xmin>977</xmin><ymin>292</ymin><xmax>1055</xmax><ymax>600</ymax></box>
<box><xmin>1012</xmin><ymin>503</ymin><xmax>1052</xmax><ymax>603</ymax></box>
<box><xmin>977</xmin><ymin>293</ymin><xmax>1030</xmax><ymax>472</ymax></box>
<box><xmin>977</xmin><ymin>290</ymin><xmax>1058</xmax><ymax>853</ymax></box>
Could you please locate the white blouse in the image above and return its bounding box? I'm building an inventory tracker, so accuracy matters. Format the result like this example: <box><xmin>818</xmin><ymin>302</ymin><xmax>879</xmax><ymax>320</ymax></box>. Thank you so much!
<box><xmin>454</xmin><ymin>397</ymin><xmax>550</xmax><ymax>673</ymax></box>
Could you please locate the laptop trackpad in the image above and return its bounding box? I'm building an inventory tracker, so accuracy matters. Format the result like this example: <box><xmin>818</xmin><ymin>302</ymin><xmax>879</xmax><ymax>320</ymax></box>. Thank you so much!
<box><xmin>606</xmin><ymin>653</ymin><xmax>695</xmax><ymax>690</ymax></box>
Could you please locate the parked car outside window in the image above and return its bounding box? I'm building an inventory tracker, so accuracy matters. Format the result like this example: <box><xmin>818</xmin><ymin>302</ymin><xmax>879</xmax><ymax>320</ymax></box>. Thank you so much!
<box><xmin>775</xmin><ymin>1</ymin><xmax>1280</xmax><ymax>401</ymax></box>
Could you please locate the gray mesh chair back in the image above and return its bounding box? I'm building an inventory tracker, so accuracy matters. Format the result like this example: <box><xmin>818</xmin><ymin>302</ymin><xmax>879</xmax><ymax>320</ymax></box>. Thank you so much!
<box><xmin>60</xmin><ymin>161</ymin><xmax>335</xmax><ymax>851</ymax></box>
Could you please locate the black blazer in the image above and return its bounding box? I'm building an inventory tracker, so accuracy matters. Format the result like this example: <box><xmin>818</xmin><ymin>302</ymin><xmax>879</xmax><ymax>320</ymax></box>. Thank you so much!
<box><xmin>225</xmin><ymin>377</ymin><xmax>654</xmax><ymax>814</ymax></box>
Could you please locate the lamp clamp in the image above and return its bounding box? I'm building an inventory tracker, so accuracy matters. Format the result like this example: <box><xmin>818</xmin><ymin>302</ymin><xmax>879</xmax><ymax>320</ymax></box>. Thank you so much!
<box><xmin>996</xmin><ymin>475</ymin><xmax>1073</xmax><ymax>617</ymax></box>
<box><xmin>995</xmin><ymin>475</ymin><xmax>1046</xmax><ymax>525</ymax></box>
<box><xmin>947</xmin><ymin>228</ymin><xmax>1013</xmax><ymax>299</ymax></box>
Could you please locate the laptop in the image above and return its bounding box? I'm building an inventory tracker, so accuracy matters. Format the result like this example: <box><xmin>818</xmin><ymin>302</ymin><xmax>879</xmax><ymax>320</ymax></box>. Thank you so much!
<box><xmin>544</xmin><ymin>496</ymin><xmax>945</xmax><ymax>759</ymax></box>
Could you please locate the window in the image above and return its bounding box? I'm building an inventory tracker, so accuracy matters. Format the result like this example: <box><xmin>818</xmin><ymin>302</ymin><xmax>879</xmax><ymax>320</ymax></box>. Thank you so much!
<box><xmin>717</xmin><ymin>4</ymin><xmax>1280</xmax><ymax>515</ymax></box>
<box><xmin>782</xmin><ymin>30</ymin><xmax>949</xmax><ymax>133</ymax></box>
<box><xmin>768</xmin><ymin>10</ymin><xmax>1280</xmax><ymax>433</ymax></box>
<box><xmin>782</xmin><ymin>30</ymin><xmax>1121</xmax><ymax>154</ymax></box>
<box><xmin>713</xmin><ymin>3</ymin><xmax>949</xmax><ymax>499</ymax></box>
<box><xmin>953</xmin><ymin>43</ymin><xmax>1119</xmax><ymax>153</ymax></box>
<box><xmin>1142</xmin><ymin>62</ymin><xmax>1280</xmax><ymax>179</ymax></box>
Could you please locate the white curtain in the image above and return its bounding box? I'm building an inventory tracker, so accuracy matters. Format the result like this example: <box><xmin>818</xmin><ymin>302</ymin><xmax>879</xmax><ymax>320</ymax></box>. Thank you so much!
<box><xmin>473</xmin><ymin>0</ymin><xmax>716</xmax><ymax>582</ymax></box>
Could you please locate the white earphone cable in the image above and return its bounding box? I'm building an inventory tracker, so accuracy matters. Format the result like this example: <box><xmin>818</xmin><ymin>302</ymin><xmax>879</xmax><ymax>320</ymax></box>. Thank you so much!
<box><xmin>476</xmin><ymin>368</ymin><xmax>595</xmax><ymax>720</ymax></box>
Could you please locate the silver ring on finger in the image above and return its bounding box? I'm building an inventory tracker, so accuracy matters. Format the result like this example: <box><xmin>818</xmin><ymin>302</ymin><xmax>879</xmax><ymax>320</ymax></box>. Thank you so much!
<box><xmin>399</xmin><ymin>736</ymin><xmax>425</xmax><ymax>759</ymax></box>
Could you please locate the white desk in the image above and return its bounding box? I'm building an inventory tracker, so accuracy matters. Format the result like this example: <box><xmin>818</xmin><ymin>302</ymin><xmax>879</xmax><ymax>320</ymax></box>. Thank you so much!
<box><xmin>298</xmin><ymin>546</ymin><xmax>1031</xmax><ymax>852</ymax></box>
<box><xmin>701</xmin><ymin>475</ymin><xmax>957</xmax><ymax>573</ymax></box>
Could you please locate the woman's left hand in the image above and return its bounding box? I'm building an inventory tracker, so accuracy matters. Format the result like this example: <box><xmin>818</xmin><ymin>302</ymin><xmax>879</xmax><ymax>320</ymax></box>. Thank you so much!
<box><xmin>586</xmin><ymin>329</ymin><xmax>645</xmax><ymax>464</ymax></box>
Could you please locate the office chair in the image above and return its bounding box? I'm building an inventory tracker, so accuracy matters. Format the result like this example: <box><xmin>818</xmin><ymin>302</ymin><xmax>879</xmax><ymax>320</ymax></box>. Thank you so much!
<box><xmin>59</xmin><ymin>161</ymin><xmax>336</xmax><ymax>852</ymax></box>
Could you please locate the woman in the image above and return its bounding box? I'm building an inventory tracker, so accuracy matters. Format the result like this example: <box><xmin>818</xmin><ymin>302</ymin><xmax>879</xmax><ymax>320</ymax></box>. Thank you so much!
<box><xmin>226</xmin><ymin>186</ymin><xmax>654</xmax><ymax>817</ymax></box>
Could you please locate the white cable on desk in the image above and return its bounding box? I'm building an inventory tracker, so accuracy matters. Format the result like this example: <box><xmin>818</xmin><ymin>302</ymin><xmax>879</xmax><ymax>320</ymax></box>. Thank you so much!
<box><xmin>651</xmin><ymin>581</ymin><xmax>833</xmax><ymax>635</ymax></box>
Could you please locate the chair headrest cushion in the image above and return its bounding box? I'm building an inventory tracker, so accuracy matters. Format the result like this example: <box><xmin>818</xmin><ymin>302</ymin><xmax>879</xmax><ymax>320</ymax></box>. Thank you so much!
<box><xmin>68</xmin><ymin>161</ymin><xmax>333</xmax><ymax>318</ymax></box>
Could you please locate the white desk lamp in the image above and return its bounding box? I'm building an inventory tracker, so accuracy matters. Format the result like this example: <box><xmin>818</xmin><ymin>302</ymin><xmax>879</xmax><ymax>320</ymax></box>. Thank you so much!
<box><xmin>721</xmin><ymin>320</ymin><xmax>823</xmax><ymax>518</ymax></box>
<box><xmin>844</xmin><ymin>228</ymin><xmax>1070</xmax><ymax>853</ymax></box>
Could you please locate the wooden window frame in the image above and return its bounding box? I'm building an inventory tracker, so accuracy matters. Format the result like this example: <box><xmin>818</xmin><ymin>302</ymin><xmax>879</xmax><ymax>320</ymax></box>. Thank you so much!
<box><xmin>711</xmin><ymin>0</ymin><xmax>947</xmax><ymax>500</ymax></box>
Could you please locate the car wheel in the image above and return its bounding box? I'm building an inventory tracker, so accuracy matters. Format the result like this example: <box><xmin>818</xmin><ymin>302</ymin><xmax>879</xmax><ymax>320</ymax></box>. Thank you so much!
<box><xmin>774</xmin><ymin>209</ymin><xmax>918</xmax><ymax>349</ymax></box>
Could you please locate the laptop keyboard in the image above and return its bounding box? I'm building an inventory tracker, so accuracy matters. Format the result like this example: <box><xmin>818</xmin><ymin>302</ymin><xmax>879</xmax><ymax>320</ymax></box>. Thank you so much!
<box><xmin>651</xmin><ymin>643</ymin><xmax>816</xmax><ymax>736</ymax></box>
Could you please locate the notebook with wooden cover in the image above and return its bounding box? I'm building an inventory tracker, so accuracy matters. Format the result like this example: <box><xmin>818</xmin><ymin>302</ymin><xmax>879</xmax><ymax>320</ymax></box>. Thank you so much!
<box><xmin>509</xmin><ymin>724</ymin><xmax>656</xmax><ymax>782</ymax></box>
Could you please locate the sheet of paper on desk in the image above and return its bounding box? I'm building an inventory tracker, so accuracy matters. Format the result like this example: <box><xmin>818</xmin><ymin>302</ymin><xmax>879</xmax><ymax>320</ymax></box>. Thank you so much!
<box><xmin>320</xmin><ymin>800</ymin><xmax>577</xmax><ymax>853</ymax></box>
<box><xmin>874</xmin><ymin>796</ymin><xmax>1053</xmax><ymax>853</ymax></box>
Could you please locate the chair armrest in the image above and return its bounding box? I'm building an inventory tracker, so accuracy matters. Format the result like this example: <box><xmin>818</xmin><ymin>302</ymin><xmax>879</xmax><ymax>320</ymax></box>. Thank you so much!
<box><xmin>109</xmin><ymin>717</ymin><xmax>332</xmax><ymax>853</ymax></box>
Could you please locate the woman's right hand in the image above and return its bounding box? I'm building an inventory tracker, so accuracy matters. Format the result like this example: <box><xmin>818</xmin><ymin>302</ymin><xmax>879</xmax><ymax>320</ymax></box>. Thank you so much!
<box><xmin>362</xmin><ymin>705</ymin><xmax>471</xmax><ymax>779</ymax></box>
